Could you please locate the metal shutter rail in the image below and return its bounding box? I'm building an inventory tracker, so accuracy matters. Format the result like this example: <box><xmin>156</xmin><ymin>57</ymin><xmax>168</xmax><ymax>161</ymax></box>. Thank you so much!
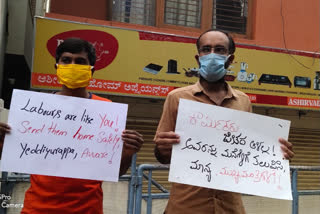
<box><xmin>126</xmin><ymin>119</ymin><xmax>171</xmax><ymax>193</ymax></box>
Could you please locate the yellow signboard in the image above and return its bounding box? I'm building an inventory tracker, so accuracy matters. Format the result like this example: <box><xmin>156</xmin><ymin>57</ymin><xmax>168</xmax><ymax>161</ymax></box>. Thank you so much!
<box><xmin>32</xmin><ymin>17</ymin><xmax>320</xmax><ymax>110</ymax></box>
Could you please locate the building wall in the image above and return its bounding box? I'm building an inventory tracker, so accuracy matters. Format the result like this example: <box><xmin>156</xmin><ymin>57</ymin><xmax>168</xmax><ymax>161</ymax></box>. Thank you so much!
<box><xmin>47</xmin><ymin>0</ymin><xmax>320</xmax><ymax>52</ymax></box>
<box><xmin>238</xmin><ymin>0</ymin><xmax>319</xmax><ymax>52</ymax></box>
<box><xmin>50</xmin><ymin>0</ymin><xmax>109</xmax><ymax>20</ymax></box>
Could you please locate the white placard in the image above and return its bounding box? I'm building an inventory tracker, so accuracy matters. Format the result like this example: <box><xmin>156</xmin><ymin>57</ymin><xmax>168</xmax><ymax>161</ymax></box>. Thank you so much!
<box><xmin>1</xmin><ymin>89</ymin><xmax>128</xmax><ymax>182</ymax></box>
<box><xmin>169</xmin><ymin>99</ymin><xmax>292</xmax><ymax>200</ymax></box>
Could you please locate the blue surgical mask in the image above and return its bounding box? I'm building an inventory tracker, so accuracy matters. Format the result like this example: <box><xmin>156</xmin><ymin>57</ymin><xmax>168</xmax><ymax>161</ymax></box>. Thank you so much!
<box><xmin>199</xmin><ymin>53</ymin><xmax>228</xmax><ymax>82</ymax></box>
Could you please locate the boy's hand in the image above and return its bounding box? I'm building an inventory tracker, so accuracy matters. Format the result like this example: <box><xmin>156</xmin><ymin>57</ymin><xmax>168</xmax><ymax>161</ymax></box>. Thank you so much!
<box><xmin>122</xmin><ymin>130</ymin><xmax>144</xmax><ymax>154</ymax></box>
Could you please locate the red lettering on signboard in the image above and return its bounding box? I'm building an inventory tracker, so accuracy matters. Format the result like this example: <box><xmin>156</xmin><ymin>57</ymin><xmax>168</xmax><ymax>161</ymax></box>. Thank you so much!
<box><xmin>31</xmin><ymin>73</ymin><xmax>175</xmax><ymax>98</ymax></box>
<box><xmin>287</xmin><ymin>97</ymin><xmax>320</xmax><ymax>108</ymax></box>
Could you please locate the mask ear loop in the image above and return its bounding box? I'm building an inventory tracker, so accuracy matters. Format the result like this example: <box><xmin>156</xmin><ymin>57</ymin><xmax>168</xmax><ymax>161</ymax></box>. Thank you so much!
<box><xmin>224</xmin><ymin>55</ymin><xmax>232</xmax><ymax>69</ymax></box>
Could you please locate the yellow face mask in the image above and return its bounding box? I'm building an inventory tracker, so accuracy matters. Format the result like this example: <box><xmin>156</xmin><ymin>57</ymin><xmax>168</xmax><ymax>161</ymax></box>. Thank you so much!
<box><xmin>56</xmin><ymin>64</ymin><xmax>93</xmax><ymax>89</ymax></box>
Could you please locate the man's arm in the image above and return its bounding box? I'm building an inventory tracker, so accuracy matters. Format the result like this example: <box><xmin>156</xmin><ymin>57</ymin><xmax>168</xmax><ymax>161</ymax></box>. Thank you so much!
<box><xmin>153</xmin><ymin>93</ymin><xmax>180</xmax><ymax>164</ymax></box>
<box><xmin>119</xmin><ymin>130</ymin><xmax>144</xmax><ymax>176</ymax></box>
<box><xmin>154</xmin><ymin>132</ymin><xmax>179</xmax><ymax>164</ymax></box>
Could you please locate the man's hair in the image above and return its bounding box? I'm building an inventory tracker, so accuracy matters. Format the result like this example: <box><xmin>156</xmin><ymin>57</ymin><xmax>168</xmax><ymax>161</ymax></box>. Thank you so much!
<box><xmin>55</xmin><ymin>38</ymin><xmax>96</xmax><ymax>66</ymax></box>
<box><xmin>196</xmin><ymin>30</ymin><xmax>236</xmax><ymax>54</ymax></box>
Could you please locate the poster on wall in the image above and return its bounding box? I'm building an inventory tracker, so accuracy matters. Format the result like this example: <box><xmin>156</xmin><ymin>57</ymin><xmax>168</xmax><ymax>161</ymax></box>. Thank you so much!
<box><xmin>31</xmin><ymin>17</ymin><xmax>320</xmax><ymax>110</ymax></box>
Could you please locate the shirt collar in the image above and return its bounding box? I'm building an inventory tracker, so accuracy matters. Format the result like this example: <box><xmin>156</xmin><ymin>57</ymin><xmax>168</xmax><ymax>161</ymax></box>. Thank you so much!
<box><xmin>193</xmin><ymin>80</ymin><xmax>239</xmax><ymax>99</ymax></box>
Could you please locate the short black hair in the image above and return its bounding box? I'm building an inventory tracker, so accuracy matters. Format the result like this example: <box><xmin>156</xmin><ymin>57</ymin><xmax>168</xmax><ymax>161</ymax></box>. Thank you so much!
<box><xmin>55</xmin><ymin>38</ymin><xmax>96</xmax><ymax>66</ymax></box>
<box><xmin>196</xmin><ymin>30</ymin><xmax>236</xmax><ymax>54</ymax></box>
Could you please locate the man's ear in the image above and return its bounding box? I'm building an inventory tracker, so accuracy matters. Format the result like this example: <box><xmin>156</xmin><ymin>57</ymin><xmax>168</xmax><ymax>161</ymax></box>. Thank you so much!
<box><xmin>91</xmin><ymin>66</ymin><xmax>95</xmax><ymax>74</ymax></box>
<box><xmin>195</xmin><ymin>55</ymin><xmax>200</xmax><ymax>66</ymax></box>
<box><xmin>225</xmin><ymin>54</ymin><xmax>235</xmax><ymax>69</ymax></box>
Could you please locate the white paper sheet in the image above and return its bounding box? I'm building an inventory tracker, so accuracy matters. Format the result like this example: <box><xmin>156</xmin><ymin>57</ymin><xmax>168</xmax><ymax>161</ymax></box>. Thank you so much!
<box><xmin>1</xmin><ymin>89</ymin><xmax>128</xmax><ymax>182</ymax></box>
<box><xmin>169</xmin><ymin>99</ymin><xmax>292</xmax><ymax>200</ymax></box>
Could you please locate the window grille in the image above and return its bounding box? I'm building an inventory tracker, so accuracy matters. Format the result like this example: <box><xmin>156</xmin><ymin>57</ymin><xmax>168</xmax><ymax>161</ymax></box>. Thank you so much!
<box><xmin>112</xmin><ymin>0</ymin><xmax>156</xmax><ymax>26</ymax></box>
<box><xmin>213</xmin><ymin>0</ymin><xmax>248</xmax><ymax>34</ymax></box>
<box><xmin>164</xmin><ymin>0</ymin><xmax>202</xmax><ymax>28</ymax></box>
<box><xmin>111</xmin><ymin>0</ymin><xmax>249</xmax><ymax>34</ymax></box>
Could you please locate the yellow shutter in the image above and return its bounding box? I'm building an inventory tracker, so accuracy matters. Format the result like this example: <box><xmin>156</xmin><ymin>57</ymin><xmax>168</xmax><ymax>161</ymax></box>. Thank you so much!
<box><xmin>289</xmin><ymin>128</ymin><xmax>320</xmax><ymax>190</ymax></box>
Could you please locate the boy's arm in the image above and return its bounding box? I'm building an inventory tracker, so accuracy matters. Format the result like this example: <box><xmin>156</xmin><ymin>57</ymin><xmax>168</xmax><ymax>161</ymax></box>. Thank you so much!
<box><xmin>119</xmin><ymin>130</ymin><xmax>144</xmax><ymax>176</ymax></box>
